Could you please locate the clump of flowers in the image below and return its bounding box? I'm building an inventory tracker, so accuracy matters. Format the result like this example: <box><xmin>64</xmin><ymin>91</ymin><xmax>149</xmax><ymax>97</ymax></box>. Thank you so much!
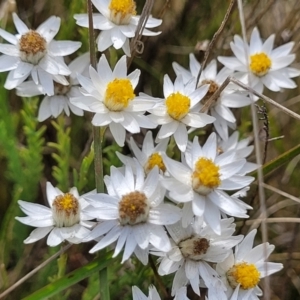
<box><xmin>6</xmin><ymin>4</ymin><xmax>294</xmax><ymax>300</ymax></box>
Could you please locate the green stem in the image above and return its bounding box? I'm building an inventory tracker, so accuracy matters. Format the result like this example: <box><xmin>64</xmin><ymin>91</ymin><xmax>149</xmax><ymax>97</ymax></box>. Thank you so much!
<box><xmin>87</xmin><ymin>0</ymin><xmax>109</xmax><ymax>299</ymax></box>
<box><xmin>93</xmin><ymin>126</ymin><xmax>104</xmax><ymax>193</ymax></box>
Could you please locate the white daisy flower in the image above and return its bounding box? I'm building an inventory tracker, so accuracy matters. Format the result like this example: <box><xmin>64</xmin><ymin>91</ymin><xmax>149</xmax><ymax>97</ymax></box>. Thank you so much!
<box><xmin>173</xmin><ymin>54</ymin><xmax>252</xmax><ymax>140</ymax></box>
<box><xmin>146</xmin><ymin>74</ymin><xmax>215</xmax><ymax>152</ymax></box>
<box><xmin>161</xmin><ymin>132</ymin><xmax>253</xmax><ymax>234</ymax></box>
<box><xmin>217</xmin><ymin>131</ymin><xmax>258</xmax><ymax>175</ymax></box>
<box><xmin>218</xmin><ymin>27</ymin><xmax>300</xmax><ymax>95</ymax></box>
<box><xmin>16</xmin><ymin>52</ymin><xmax>90</xmax><ymax>121</ymax></box>
<box><xmin>132</xmin><ymin>285</ymin><xmax>189</xmax><ymax>300</ymax></box>
<box><xmin>74</xmin><ymin>0</ymin><xmax>162</xmax><ymax>56</ymax></box>
<box><xmin>15</xmin><ymin>182</ymin><xmax>95</xmax><ymax>246</ymax></box>
<box><xmin>216</xmin><ymin>229</ymin><xmax>283</xmax><ymax>300</ymax></box>
<box><xmin>116</xmin><ymin>131</ymin><xmax>169</xmax><ymax>175</ymax></box>
<box><xmin>0</xmin><ymin>13</ymin><xmax>81</xmax><ymax>95</ymax></box>
<box><xmin>70</xmin><ymin>54</ymin><xmax>156</xmax><ymax>147</ymax></box>
<box><xmin>156</xmin><ymin>218</ymin><xmax>242</xmax><ymax>298</ymax></box>
<box><xmin>83</xmin><ymin>161</ymin><xmax>181</xmax><ymax>264</ymax></box>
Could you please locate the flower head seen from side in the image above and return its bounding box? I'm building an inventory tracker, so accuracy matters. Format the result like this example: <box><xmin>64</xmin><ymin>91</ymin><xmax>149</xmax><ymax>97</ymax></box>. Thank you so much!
<box><xmin>15</xmin><ymin>182</ymin><xmax>95</xmax><ymax>246</ymax></box>
<box><xmin>83</xmin><ymin>161</ymin><xmax>182</xmax><ymax>264</ymax></box>
<box><xmin>132</xmin><ymin>285</ymin><xmax>189</xmax><ymax>300</ymax></box>
<box><xmin>71</xmin><ymin>54</ymin><xmax>157</xmax><ymax>147</ymax></box>
<box><xmin>216</xmin><ymin>229</ymin><xmax>283</xmax><ymax>300</ymax></box>
<box><xmin>74</xmin><ymin>0</ymin><xmax>162</xmax><ymax>56</ymax></box>
<box><xmin>147</xmin><ymin>74</ymin><xmax>215</xmax><ymax>152</ymax></box>
<box><xmin>116</xmin><ymin>131</ymin><xmax>169</xmax><ymax>175</ymax></box>
<box><xmin>161</xmin><ymin>132</ymin><xmax>253</xmax><ymax>234</ymax></box>
<box><xmin>173</xmin><ymin>54</ymin><xmax>252</xmax><ymax>140</ymax></box>
<box><xmin>0</xmin><ymin>13</ymin><xmax>81</xmax><ymax>95</ymax></box>
<box><xmin>156</xmin><ymin>218</ymin><xmax>242</xmax><ymax>298</ymax></box>
<box><xmin>16</xmin><ymin>52</ymin><xmax>90</xmax><ymax>121</ymax></box>
<box><xmin>218</xmin><ymin>27</ymin><xmax>300</xmax><ymax>95</ymax></box>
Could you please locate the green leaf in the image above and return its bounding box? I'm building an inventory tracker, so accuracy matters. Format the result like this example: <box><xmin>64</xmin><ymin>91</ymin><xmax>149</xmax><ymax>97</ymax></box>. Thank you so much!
<box><xmin>22</xmin><ymin>251</ymin><xmax>113</xmax><ymax>300</ymax></box>
<box><xmin>250</xmin><ymin>143</ymin><xmax>300</xmax><ymax>178</ymax></box>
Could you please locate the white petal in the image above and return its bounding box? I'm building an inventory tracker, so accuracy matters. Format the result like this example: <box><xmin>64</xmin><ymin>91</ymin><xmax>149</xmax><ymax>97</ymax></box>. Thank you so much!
<box><xmin>48</xmin><ymin>41</ymin><xmax>81</xmax><ymax>56</ymax></box>
<box><xmin>37</xmin><ymin>16</ymin><xmax>61</xmax><ymax>42</ymax></box>
<box><xmin>174</xmin><ymin>123</ymin><xmax>188</xmax><ymax>152</ymax></box>
<box><xmin>0</xmin><ymin>44</ymin><xmax>19</xmax><ymax>56</ymax></box>
<box><xmin>47</xmin><ymin>227</ymin><xmax>64</xmax><ymax>246</ymax></box>
<box><xmin>0</xmin><ymin>28</ymin><xmax>18</xmax><ymax>44</ymax></box>
<box><xmin>0</xmin><ymin>55</ymin><xmax>19</xmax><ymax>72</ymax></box>
<box><xmin>90</xmin><ymin>225</ymin><xmax>122</xmax><ymax>253</ymax></box>
<box><xmin>109</xmin><ymin>122</ymin><xmax>126</xmax><ymax>146</ymax></box>
<box><xmin>163</xmin><ymin>74</ymin><xmax>174</xmax><ymax>98</ymax></box>
<box><xmin>24</xmin><ymin>226</ymin><xmax>53</xmax><ymax>244</ymax></box>
<box><xmin>149</xmin><ymin>204</ymin><xmax>181</xmax><ymax>225</ymax></box>
<box><xmin>12</xmin><ymin>13</ymin><xmax>29</xmax><ymax>34</ymax></box>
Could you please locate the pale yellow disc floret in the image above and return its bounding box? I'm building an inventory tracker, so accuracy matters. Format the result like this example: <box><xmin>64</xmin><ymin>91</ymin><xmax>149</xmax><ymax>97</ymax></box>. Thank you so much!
<box><xmin>192</xmin><ymin>157</ymin><xmax>221</xmax><ymax>195</ymax></box>
<box><xmin>109</xmin><ymin>0</ymin><xmax>137</xmax><ymax>25</ymax></box>
<box><xmin>249</xmin><ymin>52</ymin><xmax>271</xmax><ymax>77</ymax></box>
<box><xmin>19</xmin><ymin>30</ymin><xmax>47</xmax><ymax>65</ymax></box>
<box><xmin>144</xmin><ymin>152</ymin><xmax>166</xmax><ymax>174</ymax></box>
<box><xmin>200</xmin><ymin>79</ymin><xmax>220</xmax><ymax>105</ymax></box>
<box><xmin>165</xmin><ymin>92</ymin><xmax>191</xmax><ymax>121</ymax></box>
<box><xmin>179</xmin><ymin>236</ymin><xmax>210</xmax><ymax>261</ymax></box>
<box><xmin>104</xmin><ymin>78</ymin><xmax>135</xmax><ymax>111</ymax></box>
<box><xmin>118</xmin><ymin>191</ymin><xmax>149</xmax><ymax>225</ymax></box>
<box><xmin>227</xmin><ymin>262</ymin><xmax>261</xmax><ymax>290</ymax></box>
<box><xmin>52</xmin><ymin>193</ymin><xmax>80</xmax><ymax>227</ymax></box>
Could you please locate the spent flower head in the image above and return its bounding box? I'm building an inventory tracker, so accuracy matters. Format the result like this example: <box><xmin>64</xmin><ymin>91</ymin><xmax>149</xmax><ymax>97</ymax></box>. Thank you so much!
<box><xmin>0</xmin><ymin>13</ymin><xmax>81</xmax><ymax>95</ymax></box>
<box><xmin>156</xmin><ymin>218</ymin><xmax>242</xmax><ymax>297</ymax></box>
<box><xmin>83</xmin><ymin>161</ymin><xmax>181</xmax><ymax>264</ymax></box>
<box><xmin>74</xmin><ymin>0</ymin><xmax>162</xmax><ymax>56</ymax></box>
<box><xmin>15</xmin><ymin>182</ymin><xmax>95</xmax><ymax>246</ymax></box>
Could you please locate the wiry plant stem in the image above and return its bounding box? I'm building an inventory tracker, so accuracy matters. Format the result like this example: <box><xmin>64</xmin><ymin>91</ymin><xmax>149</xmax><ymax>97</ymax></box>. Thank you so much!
<box><xmin>0</xmin><ymin>244</ymin><xmax>72</xmax><ymax>299</ymax></box>
<box><xmin>237</xmin><ymin>1</ymin><xmax>270</xmax><ymax>298</ymax></box>
<box><xmin>87</xmin><ymin>1</ymin><xmax>108</xmax><ymax>299</ymax></box>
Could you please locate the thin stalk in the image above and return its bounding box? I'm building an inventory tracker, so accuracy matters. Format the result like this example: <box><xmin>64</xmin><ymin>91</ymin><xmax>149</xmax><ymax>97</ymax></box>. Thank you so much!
<box><xmin>0</xmin><ymin>244</ymin><xmax>72</xmax><ymax>299</ymax></box>
<box><xmin>195</xmin><ymin>0</ymin><xmax>236</xmax><ymax>87</ymax></box>
<box><xmin>237</xmin><ymin>1</ymin><xmax>270</xmax><ymax>299</ymax></box>
<box><xmin>87</xmin><ymin>0</ymin><xmax>108</xmax><ymax>299</ymax></box>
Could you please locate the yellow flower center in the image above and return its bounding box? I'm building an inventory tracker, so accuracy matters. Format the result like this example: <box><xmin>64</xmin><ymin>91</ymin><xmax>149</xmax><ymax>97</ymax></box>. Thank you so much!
<box><xmin>249</xmin><ymin>52</ymin><xmax>271</xmax><ymax>77</ymax></box>
<box><xmin>19</xmin><ymin>30</ymin><xmax>47</xmax><ymax>65</ymax></box>
<box><xmin>227</xmin><ymin>262</ymin><xmax>261</xmax><ymax>290</ymax></box>
<box><xmin>109</xmin><ymin>0</ymin><xmax>137</xmax><ymax>25</ymax></box>
<box><xmin>104</xmin><ymin>78</ymin><xmax>135</xmax><ymax>111</ymax></box>
<box><xmin>192</xmin><ymin>157</ymin><xmax>221</xmax><ymax>195</ymax></box>
<box><xmin>179</xmin><ymin>236</ymin><xmax>210</xmax><ymax>261</ymax></box>
<box><xmin>144</xmin><ymin>153</ymin><xmax>166</xmax><ymax>174</ymax></box>
<box><xmin>52</xmin><ymin>193</ymin><xmax>80</xmax><ymax>227</ymax></box>
<box><xmin>166</xmin><ymin>92</ymin><xmax>190</xmax><ymax>121</ymax></box>
<box><xmin>119</xmin><ymin>191</ymin><xmax>149</xmax><ymax>225</ymax></box>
